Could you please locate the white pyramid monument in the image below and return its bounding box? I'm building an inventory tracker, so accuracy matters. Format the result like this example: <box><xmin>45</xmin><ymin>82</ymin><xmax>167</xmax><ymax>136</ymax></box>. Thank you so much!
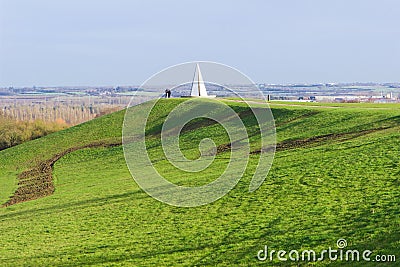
<box><xmin>187</xmin><ymin>63</ymin><xmax>216</xmax><ymax>98</ymax></box>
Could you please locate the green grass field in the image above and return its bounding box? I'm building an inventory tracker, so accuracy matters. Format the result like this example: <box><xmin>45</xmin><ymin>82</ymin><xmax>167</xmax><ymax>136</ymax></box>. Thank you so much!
<box><xmin>0</xmin><ymin>100</ymin><xmax>399</xmax><ymax>266</ymax></box>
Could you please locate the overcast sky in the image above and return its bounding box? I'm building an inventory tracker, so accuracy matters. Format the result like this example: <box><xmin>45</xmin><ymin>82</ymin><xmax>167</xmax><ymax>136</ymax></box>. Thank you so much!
<box><xmin>0</xmin><ymin>0</ymin><xmax>399</xmax><ymax>87</ymax></box>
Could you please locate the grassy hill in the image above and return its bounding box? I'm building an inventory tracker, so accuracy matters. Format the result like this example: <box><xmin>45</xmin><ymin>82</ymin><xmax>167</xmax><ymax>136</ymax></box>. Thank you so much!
<box><xmin>0</xmin><ymin>99</ymin><xmax>399</xmax><ymax>266</ymax></box>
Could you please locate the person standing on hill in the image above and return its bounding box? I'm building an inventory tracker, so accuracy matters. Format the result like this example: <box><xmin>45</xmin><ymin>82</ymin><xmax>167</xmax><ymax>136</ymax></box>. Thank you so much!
<box><xmin>165</xmin><ymin>89</ymin><xmax>171</xmax><ymax>98</ymax></box>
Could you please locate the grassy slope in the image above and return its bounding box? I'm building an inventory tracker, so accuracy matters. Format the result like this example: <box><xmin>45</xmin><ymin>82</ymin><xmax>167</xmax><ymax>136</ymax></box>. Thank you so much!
<box><xmin>0</xmin><ymin>100</ymin><xmax>399</xmax><ymax>266</ymax></box>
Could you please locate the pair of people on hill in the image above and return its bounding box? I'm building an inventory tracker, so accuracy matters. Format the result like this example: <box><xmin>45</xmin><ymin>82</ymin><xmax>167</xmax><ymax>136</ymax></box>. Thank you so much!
<box><xmin>164</xmin><ymin>89</ymin><xmax>171</xmax><ymax>98</ymax></box>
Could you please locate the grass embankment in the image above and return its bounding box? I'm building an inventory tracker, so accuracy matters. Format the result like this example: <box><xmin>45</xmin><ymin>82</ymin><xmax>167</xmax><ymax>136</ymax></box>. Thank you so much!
<box><xmin>0</xmin><ymin>100</ymin><xmax>399</xmax><ymax>266</ymax></box>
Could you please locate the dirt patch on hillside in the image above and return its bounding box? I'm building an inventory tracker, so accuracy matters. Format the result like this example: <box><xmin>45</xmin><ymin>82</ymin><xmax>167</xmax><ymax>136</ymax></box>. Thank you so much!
<box><xmin>216</xmin><ymin>143</ymin><xmax>231</xmax><ymax>153</ymax></box>
<box><xmin>2</xmin><ymin>141</ymin><xmax>121</xmax><ymax>207</ymax></box>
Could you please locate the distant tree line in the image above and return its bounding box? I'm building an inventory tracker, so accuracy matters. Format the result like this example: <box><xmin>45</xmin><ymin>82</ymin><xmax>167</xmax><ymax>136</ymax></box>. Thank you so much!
<box><xmin>1</xmin><ymin>104</ymin><xmax>100</xmax><ymax>125</ymax></box>
<box><xmin>0</xmin><ymin>105</ymin><xmax>122</xmax><ymax>151</ymax></box>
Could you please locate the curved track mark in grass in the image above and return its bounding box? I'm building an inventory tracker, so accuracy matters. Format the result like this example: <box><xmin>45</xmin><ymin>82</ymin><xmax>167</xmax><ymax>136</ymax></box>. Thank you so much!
<box><xmin>212</xmin><ymin>125</ymin><xmax>395</xmax><ymax>157</ymax></box>
<box><xmin>251</xmin><ymin>126</ymin><xmax>395</xmax><ymax>154</ymax></box>
<box><xmin>1</xmin><ymin>140</ymin><xmax>122</xmax><ymax>207</ymax></box>
<box><xmin>276</xmin><ymin>126</ymin><xmax>393</xmax><ymax>151</ymax></box>
<box><xmin>274</xmin><ymin>111</ymin><xmax>320</xmax><ymax>127</ymax></box>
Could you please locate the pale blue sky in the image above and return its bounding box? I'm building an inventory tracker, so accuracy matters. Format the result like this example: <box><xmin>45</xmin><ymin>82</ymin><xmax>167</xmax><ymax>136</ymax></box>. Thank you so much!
<box><xmin>0</xmin><ymin>0</ymin><xmax>399</xmax><ymax>87</ymax></box>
